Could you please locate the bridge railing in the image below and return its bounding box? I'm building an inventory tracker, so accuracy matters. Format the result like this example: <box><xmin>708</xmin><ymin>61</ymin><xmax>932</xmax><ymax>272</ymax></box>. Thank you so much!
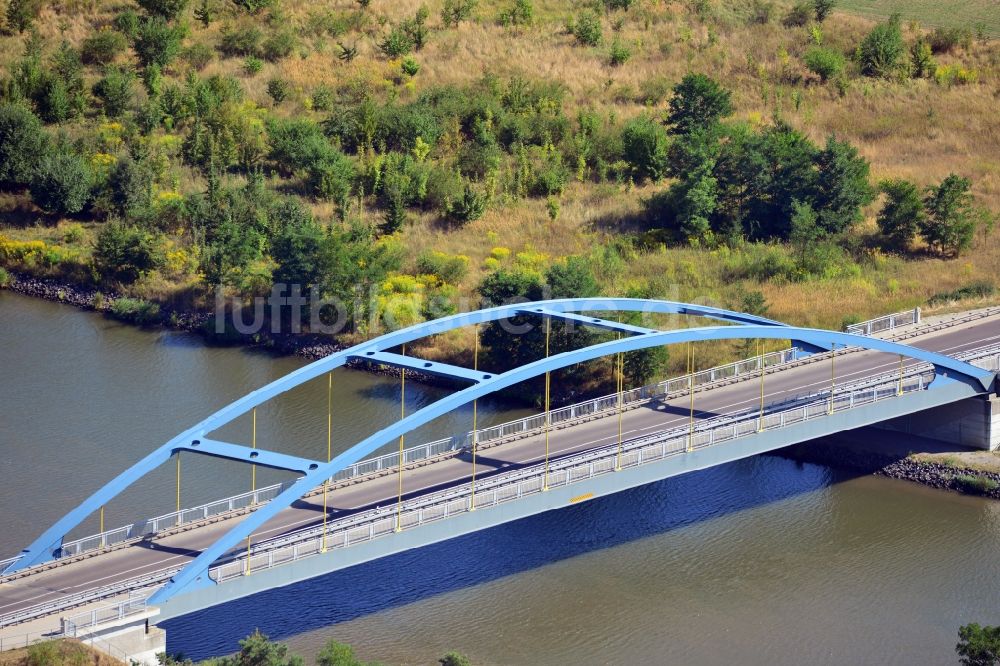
<box><xmin>335</xmin><ymin>346</ymin><xmax>799</xmax><ymax>477</ymax></box>
<box><xmin>61</xmin><ymin>592</ymin><xmax>152</xmax><ymax>637</ymax></box>
<box><xmin>0</xmin><ymin>565</ymin><xmax>174</xmax><ymax>628</ymax></box>
<box><xmin>208</xmin><ymin>370</ymin><xmax>935</xmax><ymax>583</ymax></box>
<box><xmin>0</xmin><ymin>629</ymin><xmax>65</xmax><ymax>652</ymax></box>
<box><xmin>846</xmin><ymin>308</ymin><xmax>920</xmax><ymax>336</ymax></box>
<box><xmin>55</xmin><ymin>483</ymin><xmax>291</xmax><ymax>560</ymax></box>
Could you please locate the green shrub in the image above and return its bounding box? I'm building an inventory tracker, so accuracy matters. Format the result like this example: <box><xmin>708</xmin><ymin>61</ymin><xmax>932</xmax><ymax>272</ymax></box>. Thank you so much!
<box><xmin>307</xmin><ymin>151</ymin><xmax>356</xmax><ymax>208</ymax></box>
<box><xmin>183</xmin><ymin>42</ymin><xmax>215</xmax><ymax>69</ymax></box>
<box><xmin>603</xmin><ymin>0</ymin><xmax>634</xmax><ymax>9</ymax></box>
<box><xmin>30</xmin><ymin>152</ymin><xmax>93</xmax><ymax>216</ymax></box>
<box><xmin>5</xmin><ymin>0</ymin><xmax>41</xmax><ymax>33</ymax></box>
<box><xmin>93</xmin><ymin>65</ymin><xmax>136</xmax><ymax>117</ymax></box>
<box><xmin>232</xmin><ymin>0</ymin><xmax>272</xmax><ymax>15</ymax></box>
<box><xmin>262</xmin><ymin>29</ymin><xmax>296</xmax><ymax>61</ymax></box>
<box><xmin>424</xmin><ymin>165</ymin><xmax>464</xmax><ymax>213</ymax></box>
<box><xmin>573</xmin><ymin>10</ymin><xmax>603</xmax><ymax>46</ymax></box>
<box><xmin>608</xmin><ymin>37</ymin><xmax>631</xmax><ymax>66</ymax></box>
<box><xmin>812</xmin><ymin>0</ymin><xmax>835</xmax><ymax>22</ymax></box>
<box><xmin>877</xmin><ymin>178</ymin><xmax>925</xmax><ymax>251</ymax></box>
<box><xmin>266</xmin><ymin>77</ymin><xmax>290</xmax><ymax>103</ymax></box>
<box><xmin>194</xmin><ymin>0</ymin><xmax>214</xmax><ymax>26</ymax></box>
<box><xmin>80</xmin><ymin>30</ymin><xmax>129</xmax><ymax>65</ymax></box>
<box><xmin>448</xmin><ymin>183</ymin><xmax>487</xmax><ymax>223</ymax></box>
<box><xmin>0</xmin><ymin>267</ymin><xmax>10</xmax><ymax>288</ymax></box>
<box><xmin>113</xmin><ymin>9</ymin><xmax>141</xmax><ymax>38</ymax></box>
<box><xmin>311</xmin><ymin>84</ymin><xmax>334</xmax><ymax>111</ymax></box>
<box><xmin>93</xmin><ymin>222</ymin><xmax>164</xmax><ymax>284</ymax></box>
<box><xmin>441</xmin><ymin>0</ymin><xmax>476</xmax><ymax>27</ymax></box>
<box><xmin>106</xmin><ymin>157</ymin><xmax>154</xmax><ymax>221</ymax></box>
<box><xmin>109</xmin><ymin>297</ymin><xmax>162</xmax><ymax>324</ymax></box>
<box><xmin>621</xmin><ymin>114</ymin><xmax>668</xmax><ymax>182</ymax></box>
<box><xmin>721</xmin><ymin>243</ymin><xmax>798</xmax><ymax>282</ymax></box>
<box><xmin>0</xmin><ymin>104</ymin><xmax>48</xmax><ymax>187</ymax></box>
<box><xmin>804</xmin><ymin>46</ymin><xmax>844</xmax><ymax>82</ymax></box>
<box><xmin>403</xmin><ymin>6</ymin><xmax>430</xmax><ymax>50</ymax></box>
<box><xmin>531</xmin><ymin>148</ymin><xmax>570</xmax><ymax>196</ymax></box>
<box><xmin>910</xmin><ymin>38</ymin><xmax>935</xmax><ymax>79</ymax></box>
<box><xmin>219</xmin><ymin>25</ymin><xmax>263</xmax><ymax>57</ymax></box>
<box><xmin>134</xmin><ymin>16</ymin><xmax>186</xmax><ymax>68</ymax></box>
<box><xmin>498</xmin><ymin>0</ymin><xmax>532</xmax><ymax>26</ymax></box>
<box><xmin>666</xmin><ymin>73</ymin><xmax>732</xmax><ymax>135</ymax></box>
<box><xmin>417</xmin><ymin>250</ymin><xmax>469</xmax><ymax>283</ymax></box>
<box><xmin>921</xmin><ymin>173</ymin><xmax>977</xmax><ymax>256</ymax></box>
<box><xmin>401</xmin><ymin>56</ymin><xmax>420</xmax><ymax>77</ymax></box>
<box><xmin>63</xmin><ymin>223</ymin><xmax>85</xmax><ymax>243</ymax></box>
<box><xmin>267</xmin><ymin>117</ymin><xmax>335</xmax><ymax>172</ymax></box>
<box><xmin>927</xmin><ymin>280</ymin><xmax>995</xmax><ymax>306</ymax></box>
<box><xmin>137</xmin><ymin>0</ymin><xmax>189</xmax><ymax>20</ymax></box>
<box><xmin>928</xmin><ymin>26</ymin><xmax>971</xmax><ymax>54</ymax></box>
<box><xmin>35</xmin><ymin>76</ymin><xmax>75</xmax><ymax>123</ymax></box>
<box><xmin>243</xmin><ymin>55</ymin><xmax>264</xmax><ymax>75</ymax></box>
<box><xmin>379</xmin><ymin>26</ymin><xmax>414</xmax><ymax>57</ymax></box>
<box><xmin>783</xmin><ymin>1</ymin><xmax>811</xmax><ymax>27</ymax></box>
<box><xmin>858</xmin><ymin>14</ymin><xmax>905</xmax><ymax>78</ymax></box>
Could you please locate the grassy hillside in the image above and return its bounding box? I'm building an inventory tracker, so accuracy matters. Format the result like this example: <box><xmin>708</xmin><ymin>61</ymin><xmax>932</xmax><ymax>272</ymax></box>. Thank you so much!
<box><xmin>836</xmin><ymin>0</ymin><xmax>1000</xmax><ymax>36</ymax></box>
<box><xmin>0</xmin><ymin>0</ymin><xmax>998</xmax><ymax>377</ymax></box>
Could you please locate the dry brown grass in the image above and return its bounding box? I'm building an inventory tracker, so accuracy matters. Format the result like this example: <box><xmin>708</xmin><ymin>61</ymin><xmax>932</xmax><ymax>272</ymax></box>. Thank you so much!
<box><xmin>0</xmin><ymin>639</ymin><xmax>124</xmax><ymax>666</ymax></box>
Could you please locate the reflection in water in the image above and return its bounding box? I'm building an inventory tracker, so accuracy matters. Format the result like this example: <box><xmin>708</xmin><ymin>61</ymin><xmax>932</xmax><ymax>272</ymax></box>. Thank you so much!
<box><xmin>2</xmin><ymin>292</ymin><xmax>999</xmax><ymax>665</ymax></box>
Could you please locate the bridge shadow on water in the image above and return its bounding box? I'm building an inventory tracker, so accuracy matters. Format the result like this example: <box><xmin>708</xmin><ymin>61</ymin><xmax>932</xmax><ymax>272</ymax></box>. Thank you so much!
<box><xmin>162</xmin><ymin>453</ymin><xmax>859</xmax><ymax>660</ymax></box>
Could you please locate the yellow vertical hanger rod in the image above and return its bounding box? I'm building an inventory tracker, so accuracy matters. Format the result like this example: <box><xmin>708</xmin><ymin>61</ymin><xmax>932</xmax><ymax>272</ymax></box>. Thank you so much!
<box><xmin>175</xmin><ymin>452</ymin><xmax>181</xmax><ymax>513</ymax></box>
<box><xmin>395</xmin><ymin>344</ymin><xmax>406</xmax><ymax>531</ymax></box>
<box><xmin>251</xmin><ymin>407</ymin><xmax>257</xmax><ymax>496</ymax></box>
<box><xmin>471</xmin><ymin>325</ymin><xmax>479</xmax><ymax>510</ymax></box>
<box><xmin>543</xmin><ymin>317</ymin><xmax>552</xmax><ymax>491</ymax></box>
<box><xmin>322</xmin><ymin>371</ymin><xmax>332</xmax><ymax>552</ymax></box>
<box><xmin>687</xmin><ymin>342</ymin><xmax>695</xmax><ymax>452</ymax></box>
<box><xmin>615</xmin><ymin>318</ymin><xmax>624</xmax><ymax>470</ymax></box>
<box><xmin>829</xmin><ymin>343</ymin><xmax>837</xmax><ymax>414</ymax></box>
<box><xmin>757</xmin><ymin>339</ymin><xmax>765</xmax><ymax>432</ymax></box>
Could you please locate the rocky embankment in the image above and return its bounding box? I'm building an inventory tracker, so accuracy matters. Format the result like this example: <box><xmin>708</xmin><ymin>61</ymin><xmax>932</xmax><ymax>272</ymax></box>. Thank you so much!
<box><xmin>779</xmin><ymin>438</ymin><xmax>1000</xmax><ymax>499</ymax></box>
<box><xmin>2</xmin><ymin>271</ymin><xmax>344</xmax><ymax>359</ymax></box>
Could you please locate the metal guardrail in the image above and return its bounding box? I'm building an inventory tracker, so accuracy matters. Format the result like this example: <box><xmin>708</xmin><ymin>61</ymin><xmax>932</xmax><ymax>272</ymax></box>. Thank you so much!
<box><xmin>209</xmin><ymin>370</ymin><xmax>936</xmax><ymax>583</ymax></box>
<box><xmin>2</xmin><ymin>347</ymin><xmax>800</xmax><ymax>574</ymax></box>
<box><xmin>0</xmin><ymin>629</ymin><xmax>64</xmax><ymax>652</ymax></box>
<box><xmin>847</xmin><ymin>308</ymin><xmax>921</xmax><ymax>336</ymax></box>
<box><xmin>0</xmin><ymin>566</ymin><xmax>175</xmax><ymax>629</ymax></box>
<box><xmin>331</xmin><ymin>348</ymin><xmax>800</xmax><ymax>479</ymax></box>
<box><xmin>61</xmin><ymin>592</ymin><xmax>152</xmax><ymax>637</ymax></box>
<box><xmin>55</xmin><ymin>483</ymin><xmax>290</xmax><ymax>561</ymax></box>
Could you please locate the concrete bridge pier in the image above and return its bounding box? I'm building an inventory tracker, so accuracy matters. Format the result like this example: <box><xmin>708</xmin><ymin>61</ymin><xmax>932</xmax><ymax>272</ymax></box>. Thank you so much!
<box><xmin>63</xmin><ymin>608</ymin><xmax>165</xmax><ymax>665</ymax></box>
<box><xmin>876</xmin><ymin>394</ymin><xmax>1000</xmax><ymax>451</ymax></box>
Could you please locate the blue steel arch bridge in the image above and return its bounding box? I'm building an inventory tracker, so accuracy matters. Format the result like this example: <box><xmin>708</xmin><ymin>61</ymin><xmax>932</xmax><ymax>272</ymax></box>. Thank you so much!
<box><xmin>0</xmin><ymin>299</ymin><xmax>997</xmax><ymax>633</ymax></box>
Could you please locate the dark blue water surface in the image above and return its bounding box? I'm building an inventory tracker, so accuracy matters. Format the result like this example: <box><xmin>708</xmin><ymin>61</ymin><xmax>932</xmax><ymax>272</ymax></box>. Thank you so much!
<box><xmin>163</xmin><ymin>456</ymin><xmax>841</xmax><ymax>661</ymax></box>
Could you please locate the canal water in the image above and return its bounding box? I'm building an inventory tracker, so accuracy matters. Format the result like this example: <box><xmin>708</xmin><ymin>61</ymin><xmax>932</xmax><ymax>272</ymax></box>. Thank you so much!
<box><xmin>1</xmin><ymin>291</ymin><xmax>997</xmax><ymax>664</ymax></box>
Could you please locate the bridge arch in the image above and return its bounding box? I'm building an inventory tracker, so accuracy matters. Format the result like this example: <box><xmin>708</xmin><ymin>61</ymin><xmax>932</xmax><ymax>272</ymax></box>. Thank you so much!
<box><xmin>8</xmin><ymin>298</ymin><xmax>789</xmax><ymax>575</ymax></box>
<box><xmin>146</xmin><ymin>323</ymin><xmax>992</xmax><ymax>602</ymax></box>
<box><xmin>8</xmin><ymin>300</ymin><xmax>993</xmax><ymax>606</ymax></box>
